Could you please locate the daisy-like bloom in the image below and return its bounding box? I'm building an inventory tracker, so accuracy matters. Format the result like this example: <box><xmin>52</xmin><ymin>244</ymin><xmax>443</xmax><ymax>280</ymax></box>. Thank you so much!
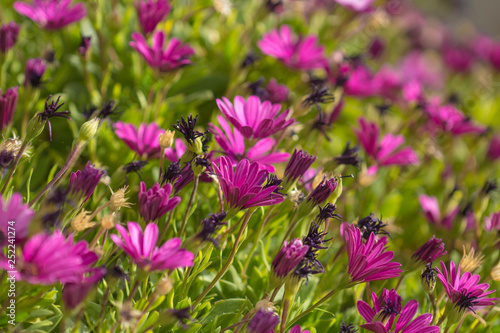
<box><xmin>357</xmin><ymin>214</ymin><xmax>390</xmax><ymax>241</ymax></box>
<box><xmin>272</xmin><ymin>239</ymin><xmax>309</xmax><ymax>279</ymax></box>
<box><xmin>0</xmin><ymin>22</ymin><xmax>20</xmax><ymax>53</ymax></box>
<box><xmin>114</xmin><ymin>122</ymin><xmax>164</xmax><ymax>159</ymax></box>
<box><xmin>257</xmin><ymin>25</ymin><xmax>328</xmax><ymax>71</ymax></box>
<box><xmin>0</xmin><ymin>193</ymin><xmax>34</xmax><ymax>247</ymax></box>
<box><xmin>216</xmin><ymin>95</ymin><xmax>294</xmax><ymax>140</ymax></box>
<box><xmin>14</xmin><ymin>0</ymin><xmax>87</xmax><ymax>30</ymax></box>
<box><xmin>290</xmin><ymin>325</ymin><xmax>310</xmax><ymax>333</ymax></box>
<box><xmin>265</xmin><ymin>78</ymin><xmax>289</xmax><ymax>104</ymax></box>
<box><xmin>67</xmin><ymin>161</ymin><xmax>105</xmax><ymax>204</ymax></box>
<box><xmin>487</xmin><ymin>135</ymin><xmax>500</xmax><ymax>161</ymax></box>
<box><xmin>418</xmin><ymin>194</ymin><xmax>460</xmax><ymax>230</ymax></box>
<box><xmin>138</xmin><ymin>182</ymin><xmax>181</xmax><ymax>222</ymax></box>
<box><xmin>411</xmin><ymin>236</ymin><xmax>447</xmax><ymax>265</ymax></box>
<box><xmin>247</xmin><ymin>308</ymin><xmax>280</xmax><ymax>333</ymax></box>
<box><xmin>1</xmin><ymin>231</ymin><xmax>98</xmax><ymax>285</ymax></box>
<box><xmin>130</xmin><ymin>30</ymin><xmax>194</xmax><ymax>73</ymax></box>
<box><xmin>402</xmin><ymin>80</ymin><xmax>423</xmax><ymax>103</ymax></box>
<box><xmin>357</xmin><ymin>289</ymin><xmax>439</xmax><ymax>333</ymax></box>
<box><xmin>424</xmin><ymin>99</ymin><xmax>486</xmax><ymax>136</ymax></box>
<box><xmin>24</xmin><ymin>58</ymin><xmax>46</xmax><ymax>88</ymax></box>
<box><xmin>335</xmin><ymin>0</ymin><xmax>374</xmax><ymax>12</ymax></box>
<box><xmin>135</xmin><ymin>0</ymin><xmax>171</xmax><ymax>34</ymax></box>
<box><xmin>343</xmin><ymin>65</ymin><xmax>376</xmax><ymax>98</ymax></box>
<box><xmin>212</xmin><ymin>156</ymin><xmax>285</xmax><ymax>217</ymax></box>
<box><xmin>62</xmin><ymin>267</ymin><xmax>106</xmax><ymax>310</ymax></box>
<box><xmin>165</xmin><ymin>138</ymin><xmax>186</xmax><ymax>162</ymax></box>
<box><xmin>0</xmin><ymin>87</ymin><xmax>19</xmax><ymax>130</ymax></box>
<box><xmin>209</xmin><ymin>116</ymin><xmax>289</xmax><ymax>172</ymax></box>
<box><xmin>341</xmin><ymin>224</ymin><xmax>402</xmax><ymax>284</ymax></box>
<box><xmin>354</xmin><ymin>118</ymin><xmax>419</xmax><ymax>175</ymax></box>
<box><xmin>339</xmin><ymin>322</ymin><xmax>357</xmax><ymax>333</ymax></box>
<box><xmin>436</xmin><ymin>260</ymin><xmax>497</xmax><ymax>313</ymax></box>
<box><xmin>371</xmin><ymin>65</ymin><xmax>401</xmax><ymax>99</ymax></box>
<box><xmin>398</xmin><ymin>51</ymin><xmax>443</xmax><ymax>89</ymax></box>
<box><xmin>110</xmin><ymin>222</ymin><xmax>194</xmax><ymax>272</ymax></box>
<box><xmin>442</xmin><ymin>43</ymin><xmax>475</xmax><ymax>73</ymax></box>
<box><xmin>282</xmin><ymin>149</ymin><xmax>317</xmax><ymax>191</ymax></box>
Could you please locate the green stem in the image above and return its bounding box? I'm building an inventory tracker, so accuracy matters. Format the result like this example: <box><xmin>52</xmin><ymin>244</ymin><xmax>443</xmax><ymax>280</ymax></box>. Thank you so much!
<box><xmin>0</xmin><ymin>140</ymin><xmax>28</xmax><ymax>194</ymax></box>
<box><xmin>280</xmin><ymin>299</ymin><xmax>290</xmax><ymax>333</ymax></box>
<box><xmin>178</xmin><ymin>175</ymin><xmax>199</xmax><ymax>237</ymax></box>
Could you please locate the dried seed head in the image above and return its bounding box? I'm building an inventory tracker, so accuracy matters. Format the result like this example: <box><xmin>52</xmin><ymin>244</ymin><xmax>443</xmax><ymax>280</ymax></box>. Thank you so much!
<box><xmin>460</xmin><ymin>245</ymin><xmax>485</xmax><ymax>273</ymax></box>
<box><xmin>101</xmin><ymin>212</ymin><xmax>119</xmax><ymax>230</ymax></box>
<box><xmin>109</xmin><ymin>186</ymin><xmax>132</xmax><ymax>212</ymax></box>
<box><xmin>491</xmin><ymin>261</ymin><xmax>500</xmax><ymax>282</ymax></box>
<box><xmin>159</xmin><ymin>130</ymin><xmax>175</xmax><ymax>149</ymax></box>
<box><xmin>71</xmin><ymin>210</ymin><xmax>95</xmax><ymax>232</ymax></box>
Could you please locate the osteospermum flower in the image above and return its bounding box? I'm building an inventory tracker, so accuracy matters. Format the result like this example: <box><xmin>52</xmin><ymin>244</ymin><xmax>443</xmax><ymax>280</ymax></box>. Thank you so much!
<box><xmin>0</xmin><ymin>193</ymin><xmax>34</xmax><ymax>247</ymax></box>
<box><xmin>1</xmin><ymin>231</ymin><xmax>98</xmax><ymax>285</ymax></box>
<box><xmin>62</xmin><ymin>267</ymin><xmax>106</xmax><ymax>310</ymax></box>
<box><xmin>14</xmin><ymin>0</ymin><xmax>87</xmax><ymax>30</ymax></box>
<box><xmin>165</xmin><ymin>138</ymin><xmax>187</xmax><ymax>162</ymax></box>
<box><xmin>411</xmin><ymin>236</ymin><xmax>447</xmax><ymax>265</ymax></box>
<box><xmin>436</xmin><ymin>260</ymin><xmax>497</xmax><ymax>313</ymax></box>
<box><xmin>0</xmin><ymin>22</ymin><xmax>20</xmax><ymax>53</ymax></box>
<box><xmin>216</xmin><ymin>95</ymin><xmax>294</xmax><ymax>140</ymax></box>
<box><xmin>272</xmin><ymin>239</ymin><xmax>309</xmax><ymax>279</ymax></box>
<box><xmin>67</xmin><ymin>162</ymin><xmax>105</xmax><ymax>204</ymax></box>
<box><xmin>335</xmin><ymin>0</ymin><xmax>374</xmax><ymax>12</ymax></box>
<box><xmin>135</xmin><ymin>0</ymin><xmax>171</xmax><ymax>34</ymax></box>
<box><xmin>247</xmin><ymin>308</ymin><xmax>280</xmax><ymax>333</ymax></box>
<box><xmin>354</xmin><ymin>118</ymin><xmax>419</xmax><ymax>175</ymax></box>
<box><xmin>130</xmin><ymin>30</ymin><xmax>194</xmax><ymax>73</ymax></box>
<box><xmin>209</xmin><ymin>116</ymin><xmax>289</xmax><ymax>172</ymax></box>
<box><xmin>418</xmin><ymin>194</ymin><xmax>460</xmax><ymax>230</ymax></box>
<box><xmin>258</xmin><ymin>25</ymin><xmax>328</xmax><ymax>70</ymax></box>
<box><xmin>213</xmin><ymin>156</ymin><xmax>285</xmax><ymax>217</ymax></box>
<box><xmin>111</xmin><ymin>222</ymin><xmax>194</xmax><ymax>272</ymax></box>
<box><xmin>487</xmin><ymin>135</ymin><xmax>500</xmax><ymax>161</ymax></box>
<box><xmin>24</xmin><ymin>58</ymin><xmax>46</xmax><ymax>88</ymax></box>
<box><xmin>341</xmin><ymin>224</ymin><xmax>402</xmax><ymax>284</ymax></box>
<box><xmin>358</xmin><ymin>289</ymin><xmax>402</xmax><ymax>331</ymax></box>
<box><xmin>424</xmin><ymin>99</ymin><xmax>486</xmax><ymax>136</ymax></box>
<box><xmin>0</xmin><ymin>87</ymin><xmax>19</xmax><ymax>130</ymax></box>
<box><xmin>282</xmin><ymin>149</ymin><xmax>317</xmax><ymax>191</ymax></box>
<box><xmin>290</xmin><ymin>325</ymin><xmax>310</xmax><ymax>333</ymax></box>
<box><xmin>138</xmin><ymin>182</ymin><xmax>181</xmax><ymax>222</ymax></box>
<box><xmin>114</xmin><ymin>122</ymin><xmax>164</xmax><ymax>158</ymax></box>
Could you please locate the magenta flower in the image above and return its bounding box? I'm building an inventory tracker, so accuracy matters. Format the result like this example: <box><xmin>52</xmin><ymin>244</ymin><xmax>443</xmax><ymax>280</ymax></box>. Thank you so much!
<box><xmin>487</xmin><ymin>135</ymin><xmax>500</xmax><ymax>161</ymax></box>
<box><xmin>398</xmin><ymin>51</ymin><xmax>443</xmax><ymax>89</ymax></box>
<box><xmin>111</xmin><ymin>222</ymin><xmax>194</xmax><ymax>272</ymax></box>
<box><xmin>402</xmin><ymin>80</ymin><xmax>423</xmax><ymax>103</ymax></box>
<box><xmin>411</xmin><ymin>236</ymin><xmax>447</xmax><ymax>264</ymax></box>
<box><xmin>335</xmin><ymin>0</ymin><xmax>374</xmax><ymax>12</ymax></box>
<box><xmin>130</xmin><ymin>30</ymin><xmax>194</xmax><ymax>73</ymax></box>
<box><xmin>354</xmin><ymin>118</ymin><xmax>419</xmax><ymax>175</ymax></box>
<box><xmin>14</xmin><ymin>0</ymin><xmax>87</xmax><ymax>30</ymax></box>
<box><xmin>342</xmin><ymin>224</ymin><xmax>402</xmax><ymax>284</ymax></box>
<box><xmin>436</xmin><ymin>260</ymin><xmax>497</xmax><ymax>313</ymax></box>
<box><xmin>257</xmin><ymin>25</ymin><xmax>328</xmax><ymax>70</ymax></box>
<box><xmin>1</xmin><ymin>231</ymin><xmax>98</xmax><ymax>284</ymax></box>
<box><xmin>62</xmin><ymin>267</ymin><xmax>106</xmax><ymax>310</ymax></box>
<box><xmin>290</xmin><ymin>326</ymin><xmax>310</xmax><ymax>333</ymax></box>
<box><xmin>282</xmin><ymin>149</ymin><xmax>316</xmax><ymax>190</ymax></box>
<box><xmin>0</xmin><ymin>87</ymin><xmax>19</xmax><ymax>130</ymax></box>
<box><xmin>418</xmin><ymin>194</ymin><xmax>460</xmax><ymax>230</ymax></box>
<box><xmin>371</xmin><ymin>65</ymin><xmax>401</xmax><ymax>99</ymax></box>
<box><xmin>358</xmin><ymin>290</ymin><xmax>439</xmax><ymax>333</ymax></box>
<box><xmin>165</xmin><ymin>138</ymin><xmax>187</xmax><ymax>162</ymax></box>
<box><xmin>24</xmin><ymin>58</ymin><xmax>46</xmax><ymax>88</ymax></box>
<box><xmin>114</xmin><ymin>122</ymin><xmax>164</xmax><ymax>158</ymax></box>
<box><xmin>343</xmin><ymin>65</ymin><xmax>375</xmax><ymax>97</ymax></box>
<box><xmin>0</xmin><ymin>22</ymin><xmax>20</xmax><ymax>53</ymax></box>
<box><xmin>368</xmin><ymin>37</ymin><xmax>385</xmax><ymax>59</ymax></box>
<box><xmin>265</xmin><ymin>78</ymin><xmax>289</xmax><ymax>104</ymax></box>
<box><xmin>425</xmin><ymin>100</ymin><xmax>486</xmax><ymax>136</ymax></box>
<box><xmin>484</xmin><ymin>210</ymin><xmax>500</xmax><ymax>233</ymax></box>
<box><xmin>0</xmin><ymin>193</ymin><xmax>34</xmax><ymax>247</ymax></box>
<box><xmin>216</xmin><ymin>95</ymin><xmax>294</xmax><ymax>140</ymax></box>
<box><xmin>247</xmin><ymin>308</ymin><xmax>279</xmax><ymax>333</ymax></box>
<box><xmin>138</xmin><ymin>182</ymin><xmax>181</xmax><ymax>222</ymax></box>
<box><xmin>209</xmin><ymin>116</ymin><xmax>289</xmax><ymax>172</ymax></box>
<box><xmin>135</xmin><ymin>0</ymin><xmax>171</xmax><ymax>34</ymax></box>
<box><xmin>67</xmin><ymin>161</ymin><xmax>105</xmax><ymax>204</ymax></box>
<box><xmin>272</xmin><ymin>239</ymin><xmax>309</xmax><ymax>278</ymax></box>
<box><xmin>442</xmin><ymin>43</ymin><xmax>475</xmax><ymax>73</ymax></box>
<box><xmin>213</xmin><ymin>156</ymin><xmax>285</xmax><ymax>216</ymax></box>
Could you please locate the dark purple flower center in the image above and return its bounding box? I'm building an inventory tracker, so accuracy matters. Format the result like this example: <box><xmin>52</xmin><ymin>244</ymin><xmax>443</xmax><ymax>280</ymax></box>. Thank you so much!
<box><xmin>172</xmin><ymin>114</ymin><xmax>206</xmax><ymax>144</ymax></box>
<box><xmin>456</xmin><ymin>292</ymin><xmax>480</xmax><ymax>313</ymax></box>
<box><xmin>334</xmin><ymin>142</ymin><xmax>361</xmax><ymax>168</ymax></box>
<box><xmin>357</xmin><ymin>214</ymin><xmax>390</xmax><ymax>241</ymax></box>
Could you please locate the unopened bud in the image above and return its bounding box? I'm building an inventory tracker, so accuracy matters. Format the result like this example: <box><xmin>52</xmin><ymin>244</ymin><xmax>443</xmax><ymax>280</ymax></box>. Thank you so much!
<box><xmin>26</xmin><ymin>116</ymin><xmax>45</xmax><ymax>141</ymax></box>
<box><xmin>78</xmin><ymin>118</ymin><xmax>100</xmax><ymax>142</ymax></box>
<box><xmin>187</xmin><ymin>137</ymin><xmax>203</xmax><ymax>155</ymax></box>
<box><xmin>155</xmin><ymin>277</ymin><xmax>173</xmax><ymax>296</ymax></box>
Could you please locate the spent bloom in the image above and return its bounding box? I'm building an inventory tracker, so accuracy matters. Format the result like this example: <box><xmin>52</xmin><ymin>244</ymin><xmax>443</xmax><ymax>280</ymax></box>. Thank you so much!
<box><xmin>114</xmin><ymin>122</ymin><xmax>164</xmax><ymax>158</ymax></box>
<box><xmin>111</xmin><ymin>222</ymin><xmax>194</xmax><ymax>272</ymax></box>
<box><xmin>0</xmin><ymin>193</ymin><xmax>34</xmax><ymax>247</ymax></box>
<box><xmin>67</xmin><ymin>162</ymin><xmax>105</xmax><ymax>204</ymax></box>
<box><xmin>0</xmin><ymin>87</ymin><xmax>19</xmax><ymax>130</ymax></box>
<box><xmin>418</xmin><ymin>194</ymin><xmax>460</xmax><ymax>230</ymax></box>
<box><xmin>282</xmin><ymin>149</ymin><xmax>317</xmax><ymax>191</ymax></box>
<box><xmin>436</xmin><ymin>260</ymin><xmax>497</xmax><ymax>313</ymax></box>
<box><xmin>1</xmin><ymin>231</ymin><xmax>98</xmax><ymax>285</ymax></box>
<box><xmin>411</xmin><ymin>236</ymin><xmax>447</xmax><ymax>265</ymax></box>
<box><xmin>138</xmin><ymin>182</ymin><xmax>181</xmax><ymax>222</ymax></box>
<box><xmin>258</xmin><ymin>25</ymin><xmax>328</xmax><ymax>70</ymax></box>
<box><xmin>354</xmin><ymin>118</ymin><xmax>419</xmax><ymax>175</ymax></box>
<box><xmin>209</xmin><ymin>115</ymin><xmax>289</xmax><ymax>172</ymax></box>
<box><xmin>216</xmin><ymin>95</ymin><xmax>294</xmax><ymax>140</ymax></box>
<box><xmin>0</xmin><ymin>22</ymin><xmax>20</xmax><ymax>53</ymax></box>
<box><xmin>14</xmin><ymin>0</ymin><xmax>87</xmax><ymax>30</ymax></box>
<box><xmin>341</xmin><ymin>224</ymin><xmax>402</xmax><ymax>284</ymax></box>
<box><xmin>130</xmin><ymin>30</ymin><xmax>194</xmax><ymax>73</ymax></box>
<box><xmin>271</xmin><ymin>239</ymin><xmax>309</xmax><ymax>279</ymax></box>
<box><xmin>24</xmin><ymin>58</ymin><xmax>47</xmax><ymax>88</ymax></box>
<box><xmin>135</xmin><ymin>0</ymin><xmax>171</xmax><ymax>34</ymax></box>
<box><xmin>213</xmin><ymin>156</ymin><xmax>285</xmax><ymax>217</ymax></box>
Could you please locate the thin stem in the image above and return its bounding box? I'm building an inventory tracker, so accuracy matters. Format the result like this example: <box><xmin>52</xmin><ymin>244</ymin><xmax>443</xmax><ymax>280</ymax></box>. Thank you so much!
<box><xmin>280</xmin><ymin>299</ymin><xmax>290</xmax><ymax>333</ymax></box>
<box><xmin>179</xmin><ymin>175</ymin><xmax>199</xmax><ymax>237</ymax></box>
<box><xmin>437</xmin><ymin>313</ymin><xmax>447</xmax><ymax>326</ymax></box>
<box><xmin>159</xmin><ymin>209</ymin><xmax>174</xmax><ymax>242</ymax></box>
<box><xmin>96</xmin><ymin>286</ymin><xmax>110</xmax><ymax>332</ymax></box>
<box><xmin>429</xmin><ymin>292</ymin><xmax>437</xmax><ymax>325</ymax></box>
<box><xmin>394</xmin><ymin>273</ymin><xmax>406</xmax><ymax>291</ymax></box>
<box><xmin>192</xmin><ymin>209</ymin><xmax>253</xmax><ymax>309</ymax></box>
<box><xmin>29</xmin><ymin>142</ymin><xmax>84</xmax><ymax>207</ymax></box>
<box><xmin>270</xmin><ymin>286</ymin><xmax>281</xmax><ymax>302</ymax></box>
<box><xmin>286</xmin><ymin>288</ymin><xmax>339</xmax><ymax>329</ymax></box>
<box><xmin>0</xmin><ymin>140</ymin><xmax>28</xmax><ymax>194</ymax></box>
<box><xmin>222</xmin><ymin>319</ymin><xmax>251</xmax><ymax>333</ymax></box>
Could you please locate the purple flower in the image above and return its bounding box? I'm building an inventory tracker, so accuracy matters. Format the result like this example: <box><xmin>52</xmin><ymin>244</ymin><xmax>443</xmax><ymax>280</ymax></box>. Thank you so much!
<box><xmin>62</xmin><ymin>267</ymin><xmax>106</xmax><ymax>310</ymax></box>
<box><xmin>425</xmin><ymin>100</ymin><xmax>486</xmax><ymax>136</ymax></box>
<box><xmin>354</xmin><ymin>118</ymin><xmax>419</xmax><ymax>175</ymax></box>
<box><xmin>0</xmin><ymin>22</ymin><xmax>20</xmax><ymax>53</ymax></box>
<box><xmin>436</xmin><ymin>260</ymin><xmax>497</xmax><ymax>313</ymax></box>
<box><xmin>67</xmin><ymin>161</ymin><xmax>105</xmax><ymax>204</ymax></box>
<box><xmin>165</xmin><ymin>138</ymin><xmax>187</xmax><ymax>162</ymax></box>
<box><xmin>209</xmin><ymin>116</ymin><xmax>289</xmax><ymax>172</ymax></box>
<box><xmin>0</xmin><ymin>193</ymin><xmax>34</xmax><ymax>247</ymax></box>
<box><xmin>247</xmin><ymin>308</ymin><xmax>279</xmax><ymax>333</ymax></box>
<box><xmin>341</xmin><ymin>224</ymin><xmax>402</xmax><ymax>284</ymax></box>
<box><xmin>1</xmin><ymin>231</ymin><xmax>98</xmax><ymax>284</ymax></box>
<box><xmin>212</xmin><ymin>156</ymin><xmax>285</xmax><ymax>216</ymax></box>
<box><xmin>111</xmin><ymin>222</ymin><xmax>194</xmax><ymax>272</ymax></box>
<box><xmin>290</xmin><ymin>325</ymin><xmax>310</xmax><ymax>333</ymax></box>
<box><xmin>130</xmin><ymin>30</ymin><xmax>194</xmax><ymax>73</ymax></box>
<box><xmin>398</xmin><ymin>51</ymin><xmax>443</xmax><ymax>89</ymax></box>
<box><xmin>306</xmin><ymin>177</ymin><xmax>337</xmax><ymax>207</ymax></box>
<box><xmin>442</xmin><ymin>43</ymin><xmax>475</xmax><ymax>73</ymax></box>
<box><xmin>368</xmin><ymin>37</ymin><xmax>385</xmax><ymax>59</ymax></box>
<box><xmin>484</xmin><ymin>210</ymin><xmax>500</xmax><ymax>233</ymax></box>
<box><xmin>487</xmin><ymin>135</ymin><xmax>500</xmax><ymax>161</ymax></box>
<box><xmin>78</xmin><ymin>35</ymin><xmax>91</xmax><ymax>56</ymax></box>
<box><xmin>371</xmin><ymin>65</ymin><xmax>401</xmax><ymax>99</ymax></box>
<box><xmin>258</xmin><ymin>25</ymin><xmax>328</xmax><ymax>70</ymax></box>
<box><xmin>335</xmin><ymin>0</ymin><xmax>374</xmax><ymax>12</ymax></box>
<box><xmin>411</xmin><ymin>236</ymin><xmax>447</xmax><ymax>264</ymax></box>
<box><xmin>272</xmin><ymin>239</ymin><xmax>309</xmax><ymax>278</ymax></box>
<box><xmin>135</xmin><ymin>0</ymin><xmax>171</xmax><ymax>34</ymax></box>
<box><xmin>358</xmin><ymin>290</ymin><xmax>439</xmax><ymax>333</ymax></box>
<box><xmin>138</xmin><ymin>182</ymin><xmax>181</xmax><ymax>222</ymax></box>
<box><xmin>402</xmin><ymin>80</ymin><xmax>423</xmax><ymax>103</ymax></box>
<box><xmin>343</xmin><ymin>65</ymin><xmax>375</xmax><ymax>97</ymax></box>
<box><xmin>265</xmin><ymin>78</ymin><xmax>289</xmax><ymax>104</ymax></box>
<box><xmin>418</xmin><ymin>194</ymin><xmax>460</xmax><ymax>230</ymax></box>
<box><xmin>282</xmin><ymin>149</ymin><xmax>316</xmax><ymax>190</ymax></box>
<box><xmin>14</xmin><ymin>0</ymin><xmax>87</xmax><ymax>30</ymax></box>
<box><xmin>216</xmin><ymin>95</ymin><xmax>294</xmax><ymax>140</ymax></box>
<box><xmin>114</xmin><ymin>122</ymin><xmax>163</xmax><ymax>158</ymax></box>
<box><xmin>24</xmin><ymin>58</ymin><xmax>47</xmax><ymax>88</ymax></box>
<box><xmin>0</xmin><ymin>87</ymin><xmax>19</xmax><ymax>130</ymax></box>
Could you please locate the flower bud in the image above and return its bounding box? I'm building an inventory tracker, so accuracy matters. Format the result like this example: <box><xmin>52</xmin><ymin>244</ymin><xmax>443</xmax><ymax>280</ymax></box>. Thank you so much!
<box><xmin>187</xmin><ymin>137</ymin><xmax>204</xmax><ymax>155</ymax></box>
<box><xmin>26</xmin><ymin>116</ymin><xmax>45</xmax><ymax>141</ymax></box>
<box><xmin>155</xmin><ymin>277</ymin><xmax>173</xmax><ymax>296</ymax></box>
<box><xmin>420</xmin><ymin>263</ymin><xmax>437</xmax><ymax>294</ymax></box>
<box><xmin>78</xmin><ymin>118</ymin><xmax>100</xmax><ymax>143</ymax></box>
